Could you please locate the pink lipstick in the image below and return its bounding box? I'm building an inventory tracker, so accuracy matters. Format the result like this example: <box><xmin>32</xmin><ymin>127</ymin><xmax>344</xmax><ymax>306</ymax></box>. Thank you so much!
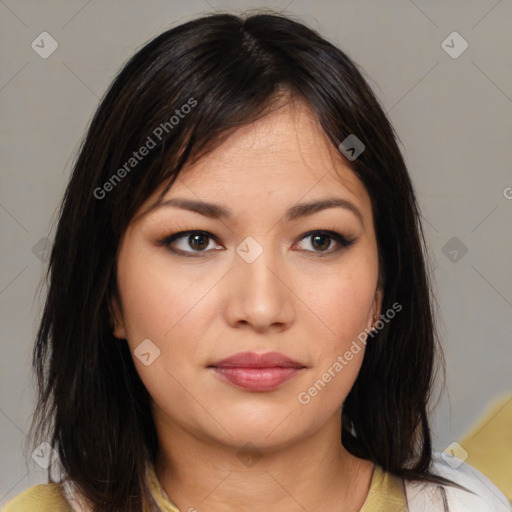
<box><xmin>209</xmin><ymin>351</ymin><xmax>305</xmax><ymax>392</ymax></box>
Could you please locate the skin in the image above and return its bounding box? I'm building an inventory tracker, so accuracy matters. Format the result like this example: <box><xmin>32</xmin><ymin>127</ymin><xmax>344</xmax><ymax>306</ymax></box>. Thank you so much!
<box><xmin>112</xmin><ymin>98</ymin><xmax>382</xmax><ymax>512</ymax></box>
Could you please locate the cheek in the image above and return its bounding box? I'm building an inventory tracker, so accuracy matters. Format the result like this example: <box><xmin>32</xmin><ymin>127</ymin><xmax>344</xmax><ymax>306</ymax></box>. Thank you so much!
<box><xmin>116</xmin><ymin>251</ymin><xmax>221</xmax><ymax>398</ymax></box>
<box><xmin>296</xmin><ymin>256</ymin><xmax>377</xmax><ymax>392</ymax></box>
<box><xmin>304</xmin><ymin>259</ymin><xmax>378</xmax><ymax>344</ymax></box>
<box><xmin>115</xmin><ymin>255</ymin><xmax>210</xmax><ymax>420</ymax></box>
<box><xmin>118</xmin><ymin>252</ymin><xmax>211</xmax><ymax>347</ymax></box>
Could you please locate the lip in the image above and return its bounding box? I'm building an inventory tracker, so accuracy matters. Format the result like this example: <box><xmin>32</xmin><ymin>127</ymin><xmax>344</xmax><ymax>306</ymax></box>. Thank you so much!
<box><xmin>210</xmin><ymin>351</ymin><xmax>305</xmax><ymax>369</ymax></box>
<box><xmin>208</xmin><ymin>351</ymin><xmax>306</xmax><ymax>392</ymax></box>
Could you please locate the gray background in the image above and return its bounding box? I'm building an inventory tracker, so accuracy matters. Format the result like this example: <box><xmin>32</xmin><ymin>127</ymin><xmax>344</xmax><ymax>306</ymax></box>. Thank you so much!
<box><xmin>1</xmin><ymin>0</ymin><xmax>511</xmax><ymax>504</ymax></box>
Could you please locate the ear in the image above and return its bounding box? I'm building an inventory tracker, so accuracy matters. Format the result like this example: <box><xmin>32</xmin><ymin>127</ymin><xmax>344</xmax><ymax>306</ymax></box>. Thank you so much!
<box><xmin>367</xmin><ymin>287</ymin><xmax>383</xmax><ymax>331</ymax></box>
<box><xmin>110</xmin><ymin>294</ymin><xmax>127</xmax><ymax>340</ymax></box>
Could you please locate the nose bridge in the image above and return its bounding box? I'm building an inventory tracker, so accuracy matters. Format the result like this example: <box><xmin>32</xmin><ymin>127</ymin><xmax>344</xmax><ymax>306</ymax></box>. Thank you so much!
<box><xmin>237</xmin><ymin>234</ymin><xmax>282</xmax><ymax>301</ymax></box>
<box><xmin>226</xmin><ymin>234</ymin><xmax>293</xmax><ymax>330</ymax></box>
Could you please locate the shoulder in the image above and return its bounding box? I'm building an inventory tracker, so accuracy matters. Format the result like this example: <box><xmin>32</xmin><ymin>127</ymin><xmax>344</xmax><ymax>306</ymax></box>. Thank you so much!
<box><xmin>2</xmin><ymin>483</ymin><xmax>73</xmax><ymax>512</ymax></box>
<box><xmin>405</xmin><ymin>452</ymin><xmax>512</xmax><ymax>512</ymax></box>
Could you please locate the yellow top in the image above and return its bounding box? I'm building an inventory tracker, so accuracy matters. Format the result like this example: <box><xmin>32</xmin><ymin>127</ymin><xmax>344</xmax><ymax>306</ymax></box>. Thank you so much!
<box><xmin>2</xmin><ymin>463</ymin><xmax>407</xmax><ymax>512</ymax></box>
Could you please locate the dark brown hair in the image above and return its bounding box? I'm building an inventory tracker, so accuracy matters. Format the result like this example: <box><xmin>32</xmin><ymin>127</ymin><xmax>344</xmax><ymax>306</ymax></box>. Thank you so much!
<box><xmin>31</xmin><ymin>11</ymin><xmax>459</xmax><ymax>511</ymax></box>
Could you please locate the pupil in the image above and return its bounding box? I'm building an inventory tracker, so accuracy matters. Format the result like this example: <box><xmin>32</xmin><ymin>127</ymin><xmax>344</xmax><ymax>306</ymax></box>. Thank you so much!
<box><xmin>190</xmin><ymin>234</ymin><xmax>208</xmax><ymax>250</ymax></box>
<box><xmin>312</xmin><ymin>234</ymin><xmax>330</xmax><ymax>251</ymax></box>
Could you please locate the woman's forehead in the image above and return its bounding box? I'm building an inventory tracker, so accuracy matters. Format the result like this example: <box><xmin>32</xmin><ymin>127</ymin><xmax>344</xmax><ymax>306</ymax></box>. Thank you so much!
<box><xmin>165</xmin><ymin>103</ymin><xmax>368</xmax><ymax>204</ymax></box>
<box><xmin>186</xmin><ymin>99</ymin><xmax>331</xmax><ymax>164</ymax></box>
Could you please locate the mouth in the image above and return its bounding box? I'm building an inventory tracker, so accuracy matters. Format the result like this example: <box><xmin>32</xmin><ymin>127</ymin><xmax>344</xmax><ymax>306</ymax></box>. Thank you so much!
<box><xmin>208</xmin><ymin>351</ymin><xmax>306</xmax><ymax>392</ymax></box>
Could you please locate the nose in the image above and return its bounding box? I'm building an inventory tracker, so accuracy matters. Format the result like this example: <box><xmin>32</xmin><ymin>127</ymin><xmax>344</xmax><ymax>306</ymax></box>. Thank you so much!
<box><xmin>223</xmin><ymin>241</ymin><xmax>295</xmax><ymax>333</ymax></box>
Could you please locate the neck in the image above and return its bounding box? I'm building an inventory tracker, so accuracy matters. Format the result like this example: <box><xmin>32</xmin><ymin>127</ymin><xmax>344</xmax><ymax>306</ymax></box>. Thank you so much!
<box><xmin>154</xmin><ymin>411</ymin><xmax>374</xmax><ymax>512</ymax></box>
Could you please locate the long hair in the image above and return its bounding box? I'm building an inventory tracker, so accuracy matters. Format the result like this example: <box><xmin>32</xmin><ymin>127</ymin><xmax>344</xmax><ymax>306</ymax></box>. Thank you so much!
<box><xmin>30</xmin><ymin>11</ymin><xmax>455</xmax><ymax>511</ymax></box>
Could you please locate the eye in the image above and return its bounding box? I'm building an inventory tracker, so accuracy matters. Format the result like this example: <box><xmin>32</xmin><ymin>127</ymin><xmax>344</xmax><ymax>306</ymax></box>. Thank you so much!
<box><xmin>157</xmin><ymin>229</ymin><xmax>356</xmax><ymax>257</ymax></box>
<box><xmin>295</xmin><ymin>230</ymin><xmax>356</xmax><ymax>255</ymax></box>
<box><xmin>159</xmin><ymin>230</ymin><xmax>222</xmax><ymax>256</ymax></box>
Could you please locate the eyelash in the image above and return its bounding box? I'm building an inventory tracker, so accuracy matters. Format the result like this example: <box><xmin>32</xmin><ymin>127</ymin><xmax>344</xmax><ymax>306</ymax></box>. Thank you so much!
<box><xmin>156</xmin><ymin>229</ymin><xmax>356</xmax><ymax>258</ymax></box>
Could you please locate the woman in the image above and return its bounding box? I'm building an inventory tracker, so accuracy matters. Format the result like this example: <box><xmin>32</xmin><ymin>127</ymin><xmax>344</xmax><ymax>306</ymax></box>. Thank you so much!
<box><xmin>4</xmin><ymin>11</ymin><xmax>510</xmax><ymax>512</ymax></box>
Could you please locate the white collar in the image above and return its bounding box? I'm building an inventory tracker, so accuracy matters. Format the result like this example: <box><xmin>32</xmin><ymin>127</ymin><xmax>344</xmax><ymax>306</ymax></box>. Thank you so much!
<box><xmin>405</xmin><ymin>452</ymin><xmax>511</xmax><ymax>511</ymax></box>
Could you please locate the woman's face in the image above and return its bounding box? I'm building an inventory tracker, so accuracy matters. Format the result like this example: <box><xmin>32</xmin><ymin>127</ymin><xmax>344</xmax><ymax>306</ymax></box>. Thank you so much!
<box><xmin>112</xmin><ymin>100</ymin><xmax>381</xmax><ymax>451</ymax></box>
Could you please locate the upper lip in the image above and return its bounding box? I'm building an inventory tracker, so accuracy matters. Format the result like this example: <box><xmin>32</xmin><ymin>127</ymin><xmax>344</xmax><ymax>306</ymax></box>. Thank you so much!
<box><xmin>209</xmin><ymin>351</ymin><xmax>305</xmax><ymax>369</ymax></box>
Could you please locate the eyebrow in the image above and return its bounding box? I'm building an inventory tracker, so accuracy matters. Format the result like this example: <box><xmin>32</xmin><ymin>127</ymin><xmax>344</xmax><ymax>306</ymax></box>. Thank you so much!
<box><xmin>144</xmin><ymin>197</ymin><xmax>364</xmax><ymax>225</ymax></box>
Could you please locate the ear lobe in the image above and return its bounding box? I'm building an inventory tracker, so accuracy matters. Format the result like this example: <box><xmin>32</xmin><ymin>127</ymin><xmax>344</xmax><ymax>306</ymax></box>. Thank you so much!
<box><xmin>110</xmin><ymin>295</ymin><xmax>127</xmax><ymax>339</ymax></box>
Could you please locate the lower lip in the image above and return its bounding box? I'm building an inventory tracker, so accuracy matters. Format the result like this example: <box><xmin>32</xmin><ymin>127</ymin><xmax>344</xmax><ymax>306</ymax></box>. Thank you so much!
<box><xmin>210</xmin><ymin>367</ymin><xmax>302</xmax><ymax>391</ymax></box>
